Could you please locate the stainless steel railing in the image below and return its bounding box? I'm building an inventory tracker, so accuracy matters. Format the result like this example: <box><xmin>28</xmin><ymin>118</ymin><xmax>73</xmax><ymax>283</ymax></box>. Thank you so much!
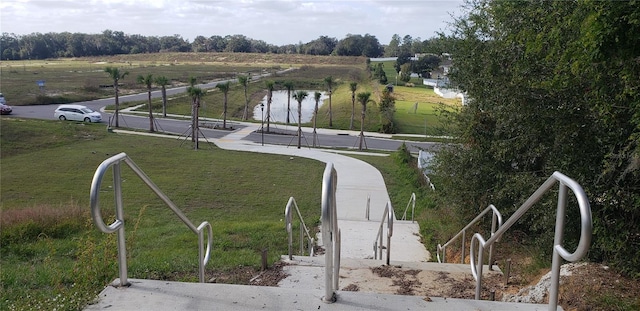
<box><xmin>365</xmin><ymin>194</ymin><xmax>371</xmax><ymax>220</ymax></box>
<box><xmin>321</xmin><ymin>162</ymin><xmax>340</xmax><ymax>303</ymax></box>
<box><xmin>285</xmin><ymin>197</ymin><xmax>315</xmax><ymax>259</ymax></box>
<box><xmin>400</xmin><ymin>192</ymin><xmax>416</xmax><ymax>222</ymax></box>
<box><xmin>468</xmin><ymin>172</ymin><xmax>591</xmax><ymax>311</ymax></box>
<box><xmin>89</xmin><ymin>152</ymin><xmax>213</xmax><ymax>286</ymax></box>
<box><xmin>373</xmin><ymin>201</ymin><xmax>394</xmax><ymax>265</ymax></box>
<box><xmin>436</xmin><ymin>204</ymin><xmax>503</xmax><ymax>268</ymax></box>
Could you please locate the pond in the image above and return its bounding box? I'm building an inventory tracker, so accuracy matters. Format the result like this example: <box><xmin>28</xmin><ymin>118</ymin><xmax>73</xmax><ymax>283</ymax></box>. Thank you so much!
<box><xmin>253</xmin><ymin>90</ymin><xmax>328</xmax><ymax>123</ymax></box>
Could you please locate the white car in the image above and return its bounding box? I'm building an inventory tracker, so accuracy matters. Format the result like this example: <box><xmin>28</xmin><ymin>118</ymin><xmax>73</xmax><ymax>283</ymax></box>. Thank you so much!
<box><xmin>54</xmin><ymin>104</ymin><xmax>102</xmax><ymax>123</ymax></box>
<box><xmin>0</xmin><ymin>92</ymin><xmax>6</xmax><ymax>105</ymax></box>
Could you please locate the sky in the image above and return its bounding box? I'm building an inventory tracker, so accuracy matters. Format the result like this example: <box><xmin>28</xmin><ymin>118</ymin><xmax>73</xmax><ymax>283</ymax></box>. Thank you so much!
<box><xmin>0</xmin><ymin>0</ymin><xmax>466</xmax><ymax>46</ymax></box>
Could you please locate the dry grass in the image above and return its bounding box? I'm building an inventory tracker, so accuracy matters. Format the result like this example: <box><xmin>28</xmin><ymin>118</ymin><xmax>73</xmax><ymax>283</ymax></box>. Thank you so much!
<box><xmin>1</xmin><ymin>201</ymin><xmax>88</xmax><ymax>228</ymax></box>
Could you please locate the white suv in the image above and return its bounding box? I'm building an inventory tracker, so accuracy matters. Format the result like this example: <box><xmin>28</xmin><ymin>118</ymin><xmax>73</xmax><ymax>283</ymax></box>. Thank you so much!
<box><xmin>54</xmin><ymin>104</ymin><xmax>102</xmax><ymax>123</ymax></box>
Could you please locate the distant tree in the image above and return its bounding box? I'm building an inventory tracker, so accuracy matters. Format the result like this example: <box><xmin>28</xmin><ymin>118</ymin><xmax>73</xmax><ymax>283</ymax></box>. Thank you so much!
<box><xmin>104</xmin><ymin>66</ymin><xmax>129</xmax><ymax>128</ymax></box>
<box><xmin>265</xmin><ymin>80</ymin><xmax>275</xmax><ymax>132</ymax></box>
<box><xmin>378</xmin><ymin>88</ymin><xmax>396</xmax><ymax>133</ymax></box>
<box><xmin>384</xmin><ymin>34</ymin><xmax>401</xmax><ymax>57</ymax></box>
<box><xmin>238</xmin><ymin>74</ymin><xmax>250</xmax><ymax>120</ymax></box>
<box><xmin>357</xmin><ymin>92</ymin><xmax>374</xmax><ymax>150</ymax></box>
<box><xmin>154</xmin><ymin>76</ymin><xmax>170</xmax><ymax>117</ymax></box>
<box><xmin>292</xmin><ymin>90</ymin><xmax>309</xmax><ymax>149</ymax></box>
<box><xmin>209</xmin><ymin>35</ymin><xmax>227</xmax><ymax>52</ymax></box>
<box><xmin>302</xmin><ymin>36</ymin><xmax>337</xmax><ymax>55</ymax></box>
<box><xmin>349</xmin><ymin>82</ymin><xmax>358</xmax><ymax>130</ymax></box>
<box><xmin>136</xmin><ymin>74</ymin><xmax>155</xmax><ymax>132</ymax></box>
<box><xmin>395</xmin><ymin>51</ymin><xmax>413</xmax><ymax>73</ymax></box>
<box><xmin>324</xmin><ymin>76</ymin><xmax>335</xmax><ymax>127</ymax></box>
<box><xmin>283</xmin><ymin>80</ymin><xmax>295</xmax><ymax>124</ymax></box>
<box><xmin>216</xmin><ymin>81</ymin><xmax>231</xmax><ymax>129</ymax></box>
<box><xmin>399</xmin><ymin>63</ymin><xmax>412</xmax><ymax>82</ymax></box>
<box><xmin>224</xmin><ymin>35</ymin><xmax>252</xmax><ymax>53</ymax></box>
<box><xmin>412</xmin><ymin>55</ymin><xmax>441</xmax><ymax>78</ymax></box>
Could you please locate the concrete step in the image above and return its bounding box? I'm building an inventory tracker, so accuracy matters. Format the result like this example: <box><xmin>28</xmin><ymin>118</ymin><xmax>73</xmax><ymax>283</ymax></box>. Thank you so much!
<box><xmin>280</xmin><ymin>256</ymin><xmax>503</xmax><ymax>299</ymax></box>
<box><xmin>320</xmin><ymin>219</ymin><xmax>431</xmax><ymax>261</ymax></box>
<box><xmin>85</xmin><ymin>278</ymin><xmax>560</xmax><ymax>310</ymax></box>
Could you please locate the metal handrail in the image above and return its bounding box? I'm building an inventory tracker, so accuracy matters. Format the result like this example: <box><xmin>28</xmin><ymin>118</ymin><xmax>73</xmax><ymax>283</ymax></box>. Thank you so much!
<box><xmin>401</xmin><ymin>192</ymin><xmax>416</xmax><ymax>222</ymax></box>
<box><xmin>365</xmin><ymin>194</ymin><xmax>371</xmax><ymax>220</ymax></box>
<box><xmin>373</xmin><ymin>201</ymin><xmax>394</xmax><ymax>265</ymax></box>
<box><xmin>285</xmin><ymin>197</ymin><xmax>315</xmax><ymax>259</ymax></box>
<box><xmin>469</xmin><ymin>171</ymin><xmax>592</xmax><ymax>311</ymax></box>
<box><xmin>321</xmin><ymin>162</ymin><xmax>340</xmax><ymax>303</ymax></box>
<box><xmin>436</xmin><ymin>204</ymin><xmax>502</xmax><ymax>268</ymax></box>
<box><xmin>89</xmin><ymin>153</ymin><xmax>213</xmax><ymax>286</ymax></box>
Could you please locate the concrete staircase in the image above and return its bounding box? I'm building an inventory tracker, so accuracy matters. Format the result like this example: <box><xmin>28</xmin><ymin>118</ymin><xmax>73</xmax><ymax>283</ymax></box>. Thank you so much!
<box><xmin>85</xmin><ymin>219</ymin><xmax>560</xmax><ymax>310</ymax></box>
<box><xmin>84</xmin><ymin>128</ymin><xmax>564</xmax><ymax>310</ymax></box>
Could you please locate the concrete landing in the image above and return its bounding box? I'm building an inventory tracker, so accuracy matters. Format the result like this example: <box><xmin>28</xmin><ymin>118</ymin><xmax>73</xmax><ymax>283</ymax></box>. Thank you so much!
<box><xmin>85</xmin><ymin>278</ymin><xmax>558</xmax><ymax>311</ymax></box>
<box><xmin>279</xmin><ymin>256</ymin><xmax>503</xmax><ymax>298</ymax></box>
<box><xmin>322</xmin><ymin>219</ymin><xmax>430</xmax><ymax>261</ymax></box>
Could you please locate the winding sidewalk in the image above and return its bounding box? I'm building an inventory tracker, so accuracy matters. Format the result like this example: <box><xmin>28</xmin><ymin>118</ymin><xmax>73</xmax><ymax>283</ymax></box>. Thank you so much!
<box><xmin>214</xmin><ymin>125</ymin><xmax>430</xmax><ymax>261</ymax></box>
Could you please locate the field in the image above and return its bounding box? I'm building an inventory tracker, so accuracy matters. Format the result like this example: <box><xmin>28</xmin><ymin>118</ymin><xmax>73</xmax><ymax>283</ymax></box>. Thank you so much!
<box><xmin>0</xmin><ymin>118</ymin><xmax>327</xmax><ymax>310</ymax></box>
<box><xmin>0</xmin><ymin>53</ymin><xmax>461</xmax><ymax>135</ymax></box>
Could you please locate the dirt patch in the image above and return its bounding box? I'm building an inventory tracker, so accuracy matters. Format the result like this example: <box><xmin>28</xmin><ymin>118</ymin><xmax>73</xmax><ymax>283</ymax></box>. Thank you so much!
<box><xmin>342</xmin><ymin>284</ymin><xmax>359</xmax><ymax>292</ymax></box>
<box><xmin>248</xmin><ymin>261</ymin><xmax>290</xmax><ymax>287</ymax></box>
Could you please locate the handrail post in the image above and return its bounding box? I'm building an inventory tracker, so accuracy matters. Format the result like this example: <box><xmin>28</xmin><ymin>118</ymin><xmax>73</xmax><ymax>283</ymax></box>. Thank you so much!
<box><xmin>113</xmin><ymin>161</ymin><xmax>129</xmax><ymax>287</ymax></box>
<box><xmin>299</xmin><ymin>222</ymin><xmax>304</xmax><ymax>255</ymax></box>
<box><xmin>548</xmin><ymin>182</ymin><xmax>568</xmax><ymax>310</ymax></box>
<box><xmin>461</xmin><ymin>230</ymin><xmax>466</xmax><ymax>264</ymax></box>
<box><xmin>386</xmin><ymin>206</ymin><xmax>393</xmax><ymax>265</ymax></box>
<box><xmin>321</xmin><ymin>163</ymin><xmax>338</xmax><ymax>303</ymax></box>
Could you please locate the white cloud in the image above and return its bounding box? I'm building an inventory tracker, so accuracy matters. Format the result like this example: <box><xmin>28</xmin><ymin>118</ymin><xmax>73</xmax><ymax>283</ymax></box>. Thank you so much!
<box><xmin>0</xmin><ymin>0</ymin><xmax>464</xmax><ymax>45</ymax></box>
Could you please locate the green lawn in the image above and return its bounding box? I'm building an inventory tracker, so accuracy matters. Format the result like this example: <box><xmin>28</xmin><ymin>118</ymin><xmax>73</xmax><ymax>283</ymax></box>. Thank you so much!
<box><xmin>0</xmin><ymin>117</ymin><xmax>324</xmax><ymax>310</ymax></box>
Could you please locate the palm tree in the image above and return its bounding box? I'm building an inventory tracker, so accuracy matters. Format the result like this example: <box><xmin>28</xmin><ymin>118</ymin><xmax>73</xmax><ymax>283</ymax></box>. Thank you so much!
<box><xmin>104</xmin><ymin>67</ymin><xmax>129</xmax><ymax>127</ymax></box>
<box><xmin>283</xmin><ymin>80</ymin><xmax>295</xmax><ymax>124</ymax></box>
<box><xmin>137</xmin><ymin>74</ymin><xmax>155</xmax><ymax>132</ymax></box>
<box><xmin>312</xmin><ymin>91</ymin><xmax>321</xmax><ymax>147</ymax></box>
<box><xmin>187</xmin><ymin>77</ymin><xmax>204</xmax><ymax>149</ymax></box>
<box><xmin>357</xmin><ymin>92</ymin><xmax>373</xmax><ymax>151</ymax></box>
<box><xmin>349</xmin><ymin>82</ymin><xmax>358</xmax><ymax>130</ymax></box>
<box><xmin>292</xmin><ymin>90</ymin><xmax>309</xmax><ymax>149</ymax></box>
<box><xmin>265</xmin><ymin>80</ymin><xmax>274</xmax><ymax>133</ymax></box>
<box><xmin>324</xmin><ymin>76</ymin><xmax>334</xmax><ymax>127</ymax></box>
<box><xmin>154</xmin><ymin>76</ymin><xmax>170</xmax><ymax>117</ymax></box>
<box><xmin>238</xmin><ymin>74</ymin><xmax>250</xmax><ymax>120</ymax></box>
<box><xmin>216</xmin><ymin>81</ymin><xmax>231</xmax><ymax>129</ymax></box>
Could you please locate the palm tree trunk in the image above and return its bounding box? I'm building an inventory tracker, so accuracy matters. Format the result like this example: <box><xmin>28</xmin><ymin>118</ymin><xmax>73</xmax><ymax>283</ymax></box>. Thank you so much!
<box><xmin>243</xmin><ymin>87</ymin><xmax>249</xmax><ymax>121</ymax></box>
<box><xmin>313</xmin><ymin>100</ymin><xmax>318</xmax><ymax>147</ymax></box>
<box><xmin>287</xmin><ymin>91</ymin><xmax>291</xmax><ymax>125</ymax></box>
<box><xmin>297</xmin><ymin>100</ymin><xmax>302</xmax><ymax>149</ymax></box>
<box><xmin>328</xmin><ymin>92</ymin><xmax>332</xmax><ymax>128</ymax></box>
<box><xmin>114</xmin><ymin>84</ymin><xmax>120</xmax><ymax>128</ymax></box>
<box><xmin>148</xmin><ymin>90</ymin><xmax>154</xmax><ymax>132</ymax></box>
<box><xmin>223</xmin><ymin>94</ymin><xmax>227</xmax><ymax>129</ymax></box>
<box><xmin>194</xmin><ymin>98</ymin><xmax>200</xmax><ymax>150</ymax></box>
<box><xmin>350</xmin><ymin>94</ymin><xmax>355</xmax><ymax>130</ymax></box>
<box><xmin>266</xmin><ymin>95</ymin><xmax>272</xmax><ymax>133</ymax></box>
<box><xmin>161</xmin><ymin>86</ymin><xmax>167</xmax><ymax>117</ymax></box>
<box><xmin>191</xmin><ymin>99</ymin><xmax>197</xmax><ymax>143</ymax></box>
<box><xmin>359</xmin><ymin>105</ymin><xmax>366</xmax><ymax>151</ymax></box>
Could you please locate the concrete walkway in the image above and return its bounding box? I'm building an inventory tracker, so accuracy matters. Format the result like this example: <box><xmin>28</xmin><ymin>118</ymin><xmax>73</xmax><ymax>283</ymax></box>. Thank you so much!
<box><xmin>213</xmin><ymin>124</ymin><xmax>430</xmax><ymax>261</ymax></box>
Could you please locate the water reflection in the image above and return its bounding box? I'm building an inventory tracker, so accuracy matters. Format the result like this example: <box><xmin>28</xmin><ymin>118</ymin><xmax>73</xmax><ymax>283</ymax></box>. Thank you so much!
<box><xmin>253</xmin><ymin>90</ymin><xmax>328</xmax><ymax>123</ymax></box>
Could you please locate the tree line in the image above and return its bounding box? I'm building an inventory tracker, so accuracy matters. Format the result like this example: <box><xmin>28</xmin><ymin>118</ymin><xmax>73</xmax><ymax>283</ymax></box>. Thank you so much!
<box><xmin>1</xmin><ymin>30</ymin><xmax>452</xmax><ymax>60</ymax></box>
<box><xmin>434</xmin><ymin>0</ymin><xmax>640</xmax><ymax>277</ymax></box>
